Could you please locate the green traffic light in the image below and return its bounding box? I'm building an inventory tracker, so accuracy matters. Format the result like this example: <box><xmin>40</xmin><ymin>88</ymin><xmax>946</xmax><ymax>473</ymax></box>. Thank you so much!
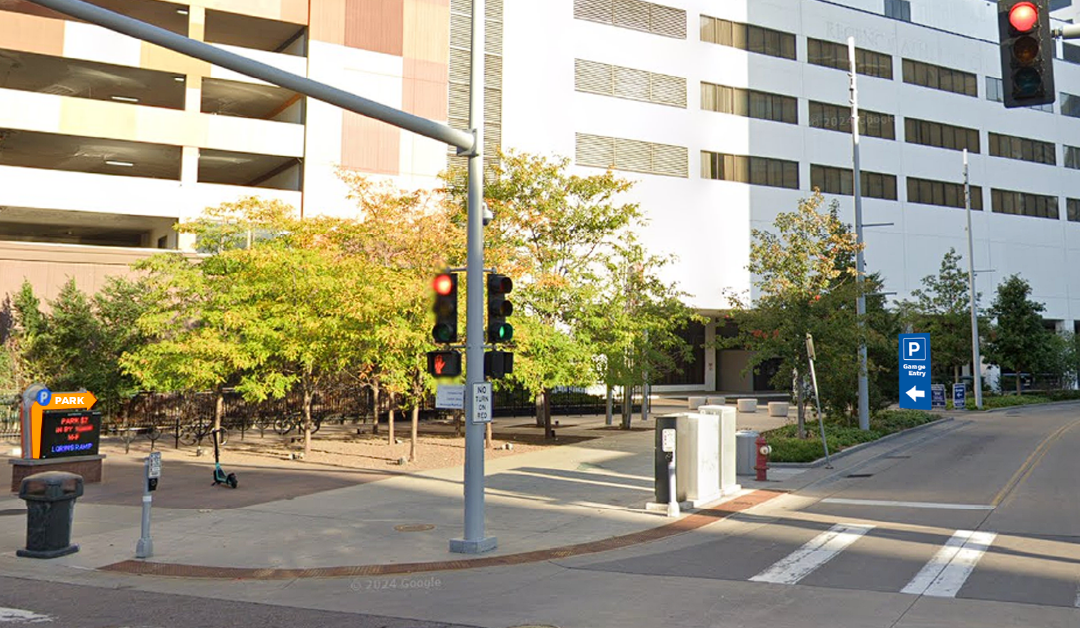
<box><xmin>433</xmin><ymin>323</ymin><xmax>455</xmax><ymax>343</ymax></box>
<box><xmin>495</xmin><ymin>323</ymin><xmax>513</xmax><ymax>342</ymax></box>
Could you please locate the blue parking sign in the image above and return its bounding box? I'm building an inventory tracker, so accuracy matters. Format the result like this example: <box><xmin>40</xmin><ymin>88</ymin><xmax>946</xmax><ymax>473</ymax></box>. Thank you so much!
<box><xmin>899</xmin><ymin>334</ymin><xmax>931</xmax><ymax>410</ymax></box>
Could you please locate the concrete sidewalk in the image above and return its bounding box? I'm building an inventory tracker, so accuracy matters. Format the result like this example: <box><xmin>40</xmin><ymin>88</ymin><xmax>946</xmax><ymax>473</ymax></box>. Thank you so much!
<box><xmin>0</xmin><ymin>402</ymin><xmax>804</xmax><ymax>579</ymax></box>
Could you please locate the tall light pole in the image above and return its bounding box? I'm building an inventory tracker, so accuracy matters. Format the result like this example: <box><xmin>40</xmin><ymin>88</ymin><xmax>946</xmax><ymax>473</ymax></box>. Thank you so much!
<box><xmin>849</xmin><ymin>37</ymin><xmax>870</xmax><ymax>431</ymax></box>
<box><xmin>963</xmin><ymin>149</ymin><xmax>984</xmax><ymax>410</ymax></box>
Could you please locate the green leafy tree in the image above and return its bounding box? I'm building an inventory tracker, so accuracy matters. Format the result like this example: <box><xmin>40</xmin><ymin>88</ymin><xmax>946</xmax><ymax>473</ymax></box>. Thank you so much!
<box><xmin>722</xmin><ymin>192</ymin><xmax>867</xmax><ymax>436</ymax></box>
<box><xmin>583</xmin><ymin>233</ymin><xmax>699</xmax><ymax>429</ymax></box>
<box><xmin>900</xmin><ymin>249</ymin><xmax>986</xmax><ymax>384</ymax></box>
<box><xmin>443</xmin><ymin>151</ymin><xmax>642</xmax><ymax>436</ymax></box>
<box><xmin>984</xmin><ymin>274</ymin><xmax>1052</xmax><ymax>394</ymax></box>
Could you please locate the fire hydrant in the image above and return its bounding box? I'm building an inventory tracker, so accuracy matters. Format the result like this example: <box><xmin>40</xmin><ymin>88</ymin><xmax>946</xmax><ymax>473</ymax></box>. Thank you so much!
<box><xmin>756</xmin><ymin>435</ymin><xmax>772</xmax><ymax>481</ymax></box>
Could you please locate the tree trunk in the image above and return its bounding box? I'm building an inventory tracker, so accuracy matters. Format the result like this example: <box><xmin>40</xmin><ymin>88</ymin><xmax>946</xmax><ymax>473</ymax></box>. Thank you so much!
<box><xmin>621</xmin><ymin>386</ymin><xmax>632</xmax><ymax>430</ymax></box>
<box><xmin>388</xmin><ymin>391</ymin><xmax>396</xmax><ymax>445</ymax></box>
<box><xmin>303</xmin><ymin>385</ymin><xmax>313</xmax><ymax>458</ymax></box>
<box><xmin>543</xmin><ymin>388</ymin><xmax>554</xmax><ymax>439</ymax></box>
<box><xmin>371</xmin><ymin>380</ymin><xmax>380</xmax><ymax>434</ymax></box>
<box><xmin>410</xmin><ymin>404</ymin><xmax>419</xmax><ymax>462</ymax></box>
<box><xmin>605</xmin><ymin>384</ymin><xmax>614</xmax><ymax>426</ymax></box>
<box><xmin>485</xmin><ymin>422</ymin><xmax>492</xmax><ymax>449</ymax></box>
<box><xmin>1017</xmin><ymin>370</ymin><xmax>1022</xmax><ymax>395</ymax></box>
<box><xmin>214</xmin><ymin>389</ymin><xmax>224</xmax><ymax>435</ymax></box>
<box><xmin>535</xmin><ymin>394</ymin><xmax>544</xmax><ymax>427</ymax></box>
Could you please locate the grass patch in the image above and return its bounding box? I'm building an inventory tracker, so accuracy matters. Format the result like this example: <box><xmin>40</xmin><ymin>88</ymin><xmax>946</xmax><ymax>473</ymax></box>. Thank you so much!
<box><xmin>763</xmin><ymin>409</ymin><xmax>937</xmax><ymax>463</ymax></box>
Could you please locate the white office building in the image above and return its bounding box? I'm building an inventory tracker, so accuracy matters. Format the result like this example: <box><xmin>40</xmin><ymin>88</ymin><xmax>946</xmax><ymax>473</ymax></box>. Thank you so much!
<box><xmin>500</xmin><ymin>0</ymin><xmax>1080</xmax><ymax>390</ymax></box>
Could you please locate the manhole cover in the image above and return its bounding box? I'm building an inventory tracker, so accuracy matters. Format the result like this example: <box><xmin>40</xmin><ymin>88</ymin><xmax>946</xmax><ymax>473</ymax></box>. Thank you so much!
<box><xmin>394</xmin><ymin>523</ymin><xmax>436</xmax><ymax>532</ymax></box>
<box><xmin>0</xmin><ymin>509</ymin><xmax>26</xmax><ymax>517</ymax></box>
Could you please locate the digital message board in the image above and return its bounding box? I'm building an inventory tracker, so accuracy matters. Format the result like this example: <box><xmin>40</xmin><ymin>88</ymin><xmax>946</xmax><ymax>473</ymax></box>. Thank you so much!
<box><xmin>39</xmin><ymin>409</ymin><xmax>101</xmax><ymax>459</ymax></box>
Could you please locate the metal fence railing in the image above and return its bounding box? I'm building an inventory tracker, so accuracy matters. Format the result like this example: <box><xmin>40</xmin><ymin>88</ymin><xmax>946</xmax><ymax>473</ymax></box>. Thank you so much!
<box><xmin>0</xmin><ymin>393</ymin><xmax>19</xmax><ymax>439</ymax></box>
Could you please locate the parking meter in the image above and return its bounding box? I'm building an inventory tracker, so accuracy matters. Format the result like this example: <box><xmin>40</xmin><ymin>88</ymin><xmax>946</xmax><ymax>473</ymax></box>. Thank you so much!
<box><xmin>137</xmin><ymin>452</ymin><xmax>160</xmax><ymax>558</ymax></box>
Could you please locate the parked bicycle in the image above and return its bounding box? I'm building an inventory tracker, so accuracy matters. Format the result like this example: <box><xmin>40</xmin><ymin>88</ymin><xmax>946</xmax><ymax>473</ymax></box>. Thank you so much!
<box><xmin>178</xmin><ymin>419</ymin><xmax>228</xmax><ymax>447</ymax></box>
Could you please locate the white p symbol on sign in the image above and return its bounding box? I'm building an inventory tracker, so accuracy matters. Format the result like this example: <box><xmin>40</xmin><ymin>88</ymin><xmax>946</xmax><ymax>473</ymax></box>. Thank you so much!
<box><xmin>909</xmin><ymin>342</ymin><xmax>920</xmax><ymax>355</ymax></box>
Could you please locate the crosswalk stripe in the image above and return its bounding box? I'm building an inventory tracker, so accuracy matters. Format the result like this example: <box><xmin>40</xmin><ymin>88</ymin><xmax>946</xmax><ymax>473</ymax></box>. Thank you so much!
<box><xmin>0</xmin><ymin>607</ymin><xmax>52</xmax><ymax>623</ymax></box>
<box><xmin>749</xmin><ymin>523</ymin><xmax>875</xmax><ymax>585</ymax></box>
<box><xmin>901</xmin><ymin>530</ymin><xmax>996</xmax><ymax>598</ymax></box>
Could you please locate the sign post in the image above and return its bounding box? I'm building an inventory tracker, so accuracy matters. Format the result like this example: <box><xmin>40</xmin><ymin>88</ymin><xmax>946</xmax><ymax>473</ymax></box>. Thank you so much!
<box><xmin>899</xmin><ymin>334</ymin><xmax>932</xmax><ymax>410</ymax></box>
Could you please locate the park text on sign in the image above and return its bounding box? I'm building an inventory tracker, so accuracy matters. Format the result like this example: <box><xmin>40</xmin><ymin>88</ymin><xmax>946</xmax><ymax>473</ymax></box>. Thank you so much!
<box><xmin>898</xmin><ymin>333</ymin><xmax>932</xmax><ymax>411</ymax></box>
<box><xmin>471</xmin><ymin>382</ymin><xmax>492</xmax><ymax>424</ymax></box>
<box><xmin>39</xmin><ymin>410</ymin><xmax>101</xmax><ymax>458</ymax></box>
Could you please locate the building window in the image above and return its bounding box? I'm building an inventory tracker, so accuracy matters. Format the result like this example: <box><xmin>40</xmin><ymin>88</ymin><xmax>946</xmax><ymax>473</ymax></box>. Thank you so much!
<box><xmin>1068</xmin><ymin>199</ymin><xmax>1080</xmax><ymax>222</ymax></box>
<box><xmin>573</xmin><ymin>0</ymin><xmax>686</xmax><ymax>39</ymax></box>
<box><xmin>1066</xmin><ymin>145</ymin><xmax>1080</xmax><ymax>170</ymax></box>
<box><xmin>904</xmin><ymin>118</ymin><xmax>980</xmax><ymax>153</ymax></box>
<box><xmin>806</xmin><ymin>38</ymin><xmax>893</xmax><ymax>79</ymax></box>
<box><xmin>988</xmin><ymin>77</ymin><xmax>1053</xmax><ymax>111</ymax></box>
<box><xmin>906</xmin><ymin>177</ymin><xmax>983</xmax><ymax>210</ymax></box>
<box><xmin>700</xmin><ymin>15</ymin><xmax>796</xmax><ymax>60</ymax></box>
<box><xmin>575</xmin><ymin>59</ymin><xmax>687</xmax><ymax>107</ymax></box>
<box><xmin>809</xmin><ymin>101</ymin><xmax>895</xmax><ymax>139</ymax></box>
<box><xmin>811</xmin><ymin>164</ymin><xmax>897</xmax><ymax>200</ymax></box>
<box><xmin>884</xmin><ymin>0</ymin><xmax>911</xmax><ymax>21</ymax></box>
<box><xmin>902</xmin><ymin>59</ymin><xmax>977</xmax><ymax>97</ymax></box>
<box><xmin>701</xmin><ymin>82</ymin><xmax>798</xmax><ymax>124</ymax></box>
<box><xmin>701</xmin><ymin>151</ymin><xmax>799</xmax><ymax>189</ymax></box>
<box><xmin>1064</xmin><ymin>42</ymin><xmax>1080</xmax><ymax>64</ymax></box>
<box><xmin>991</xmin><ymin>189</ymin><xmax>1059</xmax><ymax>220</ymax></box>
<box><xmin>989</xmin><ymin>132</ymin><xmax>1056</xmax><ymax>165</ymax></box>
<box><xmin>1062</xmin><ymin>92</ymin><xmax>1080</xmax><ymax>118</ymax></box>
<box><xmin>576</xmin><ymin>132</ymin><xmax>688</xmax><ymax>177</ymax></box>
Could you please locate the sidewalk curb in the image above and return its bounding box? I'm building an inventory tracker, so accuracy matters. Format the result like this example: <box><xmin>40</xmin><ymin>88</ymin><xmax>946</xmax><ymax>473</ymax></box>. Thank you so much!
<box><xmin>770</xmin><ymin>416</ymin><xmax>956</xmax><ymax>469</ymax></box>
<box><xmin>969</xmin><ymin>399</ymin><xmax>1080</xmax><ymax>414</ymax></box>
<box><xmin>97</xmin><ymin>489</ymin><xmax>782</xmax><ymax>580</ymax></box>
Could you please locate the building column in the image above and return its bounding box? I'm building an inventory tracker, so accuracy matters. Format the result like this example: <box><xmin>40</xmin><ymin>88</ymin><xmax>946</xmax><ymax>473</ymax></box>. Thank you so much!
<box><xmin>704</xmin><ymin>318</ymin><xmax>717</xmax><ymax>391</ymax></box>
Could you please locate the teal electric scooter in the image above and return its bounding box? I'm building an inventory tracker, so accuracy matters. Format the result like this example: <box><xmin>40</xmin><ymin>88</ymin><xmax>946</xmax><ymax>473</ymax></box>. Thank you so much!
<box><xmin>210</xmin><ymin>428</ymin><xmax>238</xmax><ymax>489</ymax></box>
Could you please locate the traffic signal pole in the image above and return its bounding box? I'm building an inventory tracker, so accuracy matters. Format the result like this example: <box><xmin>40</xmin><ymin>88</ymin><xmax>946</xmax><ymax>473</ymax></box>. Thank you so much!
<box><xmin>451</xmin><ymin>0</ymin><xmax>497</xmax><ymax>555</ymax></box>
<box><xmin>24</xmin><ymin>0</ymin><xmax>495</xmax><ymax>554</ymax></box>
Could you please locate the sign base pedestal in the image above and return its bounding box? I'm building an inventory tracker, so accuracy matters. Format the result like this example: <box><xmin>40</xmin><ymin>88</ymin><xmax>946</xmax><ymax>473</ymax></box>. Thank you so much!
<box><xmin>449</xmin><ymin>536</ymin><xmax>497</xmax><ymax>554</ymax></box>
<box><xmin>9</xmin><ymin>455</ymin><xmax>105</xmax><ymax>492</ymax></box>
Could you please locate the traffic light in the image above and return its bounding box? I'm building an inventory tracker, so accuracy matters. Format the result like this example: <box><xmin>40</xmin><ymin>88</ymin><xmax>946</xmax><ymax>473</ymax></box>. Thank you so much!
<box><xmin>486</xmin><ymin>273</ymin><xmax>514</xmax><ymax>343</ymax></box>
<box><xmin>431</xmin><ymin>272</ymin><xmax>458</xmax><ymax>344</ymax></box>
<box><xmin>999</xmin><ymin>0</ymin><xmax>1055</xmax><ymax>108</ymax></box>
<box><xmin>427</xmin><ymin>350</ymin><xmax>462</xmax><ymax>378</ymax></box>
<box><xmin>484</xmin><ymin>350</ymin><xmax>514</xmax><ymax>379</ymax></box>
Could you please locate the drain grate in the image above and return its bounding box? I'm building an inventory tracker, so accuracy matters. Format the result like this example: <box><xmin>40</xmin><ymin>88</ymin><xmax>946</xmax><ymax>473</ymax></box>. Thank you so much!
<box><xmin>846</xmin><ymin>473</ymin><xmax>874</xmax><ymax>478</ymax></box>
<box><xmin>883</xmin><ymin>455</ymin><xmax>911</xmax><ymax>459</ymax></box>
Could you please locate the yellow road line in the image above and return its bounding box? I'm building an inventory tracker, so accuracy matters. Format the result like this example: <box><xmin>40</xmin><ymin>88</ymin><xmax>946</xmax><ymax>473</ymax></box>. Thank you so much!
<box><xmin>991</xmin><ymin>418</ymin><xmax>1080</xmax><ymax>507</ymax></box>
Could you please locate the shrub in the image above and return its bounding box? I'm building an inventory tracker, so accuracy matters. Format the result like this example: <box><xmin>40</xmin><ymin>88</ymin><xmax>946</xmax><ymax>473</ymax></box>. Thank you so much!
<box><xmin>763</xmin><ymin>409</ymin><xmax>936</xmax><ymax>463</ymax></box>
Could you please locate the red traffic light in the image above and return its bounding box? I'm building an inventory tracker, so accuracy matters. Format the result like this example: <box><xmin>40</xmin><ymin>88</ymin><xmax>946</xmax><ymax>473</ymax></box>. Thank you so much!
<box><xmin>1009</xmin><ymin>2</ymin><xmax>1038</xmax><ymax>32</ymax></box>
<box><xmin>433</xmin><ymin>273</ymin><xmax>454</xmax><ymax>296</ymax></box>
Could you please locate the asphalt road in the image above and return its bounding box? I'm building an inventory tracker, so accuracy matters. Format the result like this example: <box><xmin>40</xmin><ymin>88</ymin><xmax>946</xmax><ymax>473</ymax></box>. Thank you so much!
<box><xmin>3</xmin><ymin>403</ymin><xmax>1080</xmax><ymax>627</ymax></box>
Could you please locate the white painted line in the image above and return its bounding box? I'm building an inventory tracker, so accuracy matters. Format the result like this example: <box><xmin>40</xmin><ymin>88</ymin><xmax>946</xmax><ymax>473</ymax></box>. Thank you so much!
<box><xmin>821</xmin><ymin>498</ymin><xmax>995</xmax><ymax>511</ymax></box>
<box><xmin>0</xmin><ymin>607</ymin><xmax>52</xmax><ymax>623</ymax></box>
<box><xmin>901</xmin><ymin>530</ymin><xmax>996</xmax><ymax>598</ymax></box>
<box><xmin>750</xmin><ymin>523</ymin><xmax>875</xmax><ymax>585</ymax></box>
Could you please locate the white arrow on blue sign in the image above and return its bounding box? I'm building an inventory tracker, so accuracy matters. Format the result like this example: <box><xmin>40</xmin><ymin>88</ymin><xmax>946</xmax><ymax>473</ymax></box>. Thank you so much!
<box><xmin>899</xmin><ymin>333</ymin><xmax>931</xmax><ymax>411</ymax></box>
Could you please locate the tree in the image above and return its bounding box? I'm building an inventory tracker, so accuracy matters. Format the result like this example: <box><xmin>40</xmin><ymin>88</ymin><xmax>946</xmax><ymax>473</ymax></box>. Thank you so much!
<box><xmin>984</xmin><ymin>274</ymin><xmax>1052</xmax><ymax>394</ymax></box>
<box><xmin>443</xmin><ymin>151</ymin><xmax>642</xmax><ymax>437</ymax></box>
<box><xmin>900</xmin><ymin>249</ymin><xmax>986</xmax><ymax>384</ymax></box>
<box><xmin>582</xmin><ymin>232</ymin><xmax>699</xmax><ymax>429</ymax></box>
<box><xmin>722</xmin><ymin>192</ymin><xmax>866</xmax><ymax>436</ymax></box>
